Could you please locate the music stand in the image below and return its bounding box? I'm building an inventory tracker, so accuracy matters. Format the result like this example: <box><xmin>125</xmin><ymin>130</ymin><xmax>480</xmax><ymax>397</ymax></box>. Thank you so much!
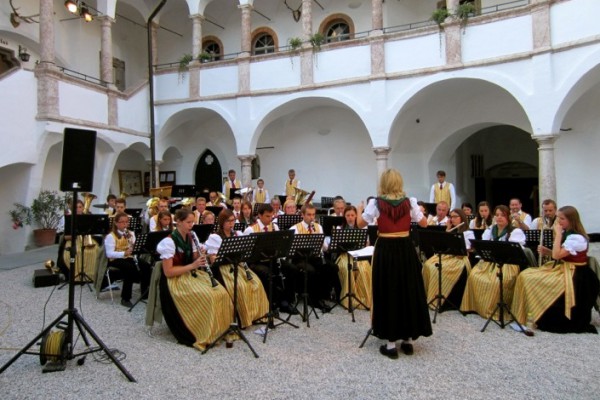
<box><xmin>61</xmin><ymin>214</ymin><xmax>109</xmax><ymax>291</ymax></box>
<box><xmin>234</xmin><ymin>222</ymin><xmax>246</xmax><ymax>232</ymax></box>
<box><xmin>206</xmin><ymin>206</ymin><xmax>224</xmax><ymax>217</ymax></box>
<box><xmin>192</xmin><ymin>224</ymin><xmax>214</xmax><ymax>243</ymax></box>
<box><xmin>469</xmin><ymin>240</ymin><xmax>531</xmax><ymax>335</ymax></box>
<box><xmin>125</xmin><ymin>208</ymin><xmax>143</xmax><ymax>218</ymax></box>
<box><xmin>276</xmin><ymin>214</ymin><xmax>302</xmax><ymax>231</ymax></box>
<box><xmin>253</xmin><ymin>202</ymin><xmax>268</xmax><ymax>216</ymax></box>
<box><xmin>247</xmin><ymin>231</ymin><xmax>297</xmax><ymax>343</ymax></box>
<box><xmin>171</xmin><ymin>184</ymin><xmax>197</xmax><ymax>198</ymax></box>
<box><xmin>328</xmin><ymin>229</ymin><xmax>369</xmax><ymax>321</ymax></box>
<box><xmin>202</xmin><ymin>235</ymin><xmax>259</xmax><ymax>358</ymax></box>
<box><xmin>228</xmin><ymin>188</ymin><xmax>240</xmax><ymax>201</ymax></box>
<box><xmin>418</xmin><ymin>229</ymin><xmax>467</xmax><ymax>323</ymax></box>
<box><xmin>321</xmin><ymin>216</ymin><xmax>345</xmax><ymax>236</ymax></box>
<box><xmin>127</xmin><ymin>216</ymin><xmax>142</xmax><ymax>235</ymax></box>
<box><xmin>424</xmin><ymin>202</ymin><xmax>437</xmax><ymax>217</ymax></box>
<box><xmin>286</xmin><ymin>233</ymin><xmax>325</xmax><ymax>327</ymax></box>
<box><xmin>524</xmin><ymin>229</ymin><xmax>554</xmax><ymax>266</ymax></box>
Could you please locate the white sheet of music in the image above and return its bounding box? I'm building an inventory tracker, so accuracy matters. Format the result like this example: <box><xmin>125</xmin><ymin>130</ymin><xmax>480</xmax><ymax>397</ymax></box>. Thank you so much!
<box><xmin>348</xmin><ymin>246</ymin><xmax>374</xmax><ymax>258</ymax></box>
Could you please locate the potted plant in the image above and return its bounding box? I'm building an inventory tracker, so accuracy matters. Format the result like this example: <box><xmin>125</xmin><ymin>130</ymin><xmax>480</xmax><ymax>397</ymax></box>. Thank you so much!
<box><xmin>9</xmin><ymin>190</ymin><xmax>67</xmax><ymax>247</ymax></box>
<box><xmin>289</xmin><ymin>37</ymin><xmax>303</xmax><ymax>52</ymax></box>
<box><xmin>431</xmin><ymin>8</ymin><xmax>450</xmax><ymax>28</ymax></box>
<box><xmin>198</xmin><ymin>52</ymin><xmax>212</xmax><ymax>63</ymax></box>
<box><xmin>309</xmin><ymin>32</ymin><xmax>325</xmax><ymax>52</ymax></box>
<box><xmin>178</xmin><ymin>53</ymin><xmax>193</xmax><ymax>82</ymax></box>
<box><xmin>456</xmin><ymin>2</ymin><xmax>476</xmax><ymax>33</ymax></box>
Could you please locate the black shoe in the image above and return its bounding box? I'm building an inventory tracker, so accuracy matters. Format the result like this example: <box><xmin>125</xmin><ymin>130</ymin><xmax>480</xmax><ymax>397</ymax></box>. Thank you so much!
<box><xmin>379</xmin><ymin>345</ymin><xmax>399</xmax><ymax>359</ymax></box>
<box><xmin>400</xmin><ymin>342</ymin><xmax>414</xmax><ymax>356</ymax></box>
<box><xmin>120</xmin><ymin>299</ymin><xmax>133</xmax><ymax>308</ymax></box>
<box><xmin>280</xmin><ymin>303</ymin><xmax>299</xmax><ymax>315</ymax></box>
<box><xmin>317</xmin><ymin>300</ymin><xmax>333</xmax><ymax>313</ymax></box>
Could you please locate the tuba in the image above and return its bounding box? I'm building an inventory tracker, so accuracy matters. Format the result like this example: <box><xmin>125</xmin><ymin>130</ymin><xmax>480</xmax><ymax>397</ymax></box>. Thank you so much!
<box><xmin>82</xmin><ymin>193</ymin><xmax>96</xmax><ymax>214</ymax></box>
<box><xmin>293</xmin><ymin>187</ymin><xmax>311</xmax><ymax>206</ymax></box>
<box><xmin>119</xmin><ymin>192</ymin><xmax>129</xmax><ymax>200</ymax></box>
<box><xmin>181</xmin><ymin>197</ymin><xmax>195</xmax><ymax>208</ymax></box>
<box><xmin>214</xmin><ymin>192</ymin><xmax>227</xmax><ymax>206</ymax></box>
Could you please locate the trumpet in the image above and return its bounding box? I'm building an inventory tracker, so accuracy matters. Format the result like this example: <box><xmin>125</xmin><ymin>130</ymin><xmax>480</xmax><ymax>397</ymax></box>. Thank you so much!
<box><xmin>191</xmin><ymin>231</ymin><xmax>218</xmax><ymax>287</ymax></box>
<box><xmin>82</xmin><ymin>192</ymin><xmax>96</xmax><ymax>214</ymax></box>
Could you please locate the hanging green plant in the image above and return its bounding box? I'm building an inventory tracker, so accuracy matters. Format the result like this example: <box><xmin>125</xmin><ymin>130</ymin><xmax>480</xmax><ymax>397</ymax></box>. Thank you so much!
<box><xmin>198</xmin><ymin>52</ymin><xmax>212</xmax><ymax>63</ymax></box>
<box><xmin>288</xmin><ymin>37</ymin><xmax>303</xmax><ymax>52</ymax></box>
<box><xmin>431</xmin><ymin>8</ymin><xmax>450</xmax><ymax>28</ymax></box>
<box><xmin>456</xmin><ymin>2</ymin><xmax>476</xmax><ymax>33</ymax></box>
<box><xmin>309</xmin><ymin>32</ymin><xmax>325</xmax><ymax>52</ymax></box>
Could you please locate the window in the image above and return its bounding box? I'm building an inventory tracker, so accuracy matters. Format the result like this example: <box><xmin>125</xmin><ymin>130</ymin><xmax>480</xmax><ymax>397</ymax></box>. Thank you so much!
<box><xmin>253</xmin><ymin>33</ymin><xmax>275</xmax><ymax>55</ymax></box>
<box><xmin>202</xmin><ymin>38</ymin><xmax>223</xmax><ymax>61</ymax></box>
<box><xmin>325</xmin><ymin>21</ymin><xmax>350</xmax><ymax>43</ymax></box>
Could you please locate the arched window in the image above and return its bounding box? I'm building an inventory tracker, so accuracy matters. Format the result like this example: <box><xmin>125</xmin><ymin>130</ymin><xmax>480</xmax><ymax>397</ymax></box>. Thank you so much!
<box><xmin>252</xmin><ymin>28</ymin><xmax>278</xmax><ymax>55</ymax></box>
<box><xmin>202</xmin><ymin>37</ymin><xmax>223</xmax><ymax>61</ymax></box>
<box><xmin>319</xmin><ymin>14</ymin><xmax>354</xmax><ymax>44</ymax></box>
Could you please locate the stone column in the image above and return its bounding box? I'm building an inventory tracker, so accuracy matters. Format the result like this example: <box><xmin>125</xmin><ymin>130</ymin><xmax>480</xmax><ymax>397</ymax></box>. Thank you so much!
<box><xmin>444</xmin><ymin>21</ymin><xmax>462</xmax><ymax>66</ymax></box>
<box><xmin>371</xmin><ymin>0</ymin><xmax>383</xmax><ymax>31</ymax></box>
<box><xmin>150</xmin><ymin>22</ymin><xmax>159</xmax><ymax>66</ymax></box>
<box><xmin>191</xmin><ymin>14</ymin><xmax>204</xmax><ymax>58</ymax></box>
<box><xmin>99</xmin><ymin>16</ymin><xmax>115</xmax><ymax>87</ymax></box>
<box><xmin>535</xmin><ymin>134</ymin><xmax>558</xmax><ymax>202</ymax></box>
<box><xmin>531</xmin><ymin>0</ymin><xmax>551</xmax><ymax>51</ymax></box>
<box><xmin>373</xmin><ymin>146</ymin><xmax>391</xmax><ymax>178</ymax></box>
<box><xmin>238</xmin><ymin>155</ymin><xmax>256</xmax><ymax>187</ymax></box>
<box><xmin>446</xmin><ymin>0</ymin><xmax>460</xmax><ymax>14</ymax></box>
<box><xmin>39</xmin><ymin>0</ymin><xmax>55</xmax><ymax>65</ymax></box>
<box><xmin>302</xmin><ymin>0</ymin><xmax>313</xmax><ymax>39</ymax></box>
<box><xmin>239</xmin><ymin>4</ymin><xmax>253</xmax><ymax>56</ymax></box>
<box><xmin>147</xmin><ymin>160</ymin><xmax>163</xmax><ymax>189</ymax></box>
<box><xmin>300</xmin><ymin>0</ymin><xmax>314</xmax><ymax>86</ymax></box>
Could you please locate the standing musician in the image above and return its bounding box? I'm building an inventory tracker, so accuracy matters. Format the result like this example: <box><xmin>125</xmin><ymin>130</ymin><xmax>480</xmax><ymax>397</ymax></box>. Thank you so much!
<box><xmin>222</xmin><ymin>169</ymin><xmax>241</xmax><ymax>201</ymax></box>
<box><xmin>512</xmin><ymin>206</ymin><xmax>599</xmax><ymax>333</ymax></box>
<box><xmin>194</xmin><ymin>197</ymin><xmax>209</xmax><ymax>224</ymax></box>
<box><xmin>429</xmin><ymin>170</ymin><xmax>456</xmax><ymax>209</ymax></box>
<box><xmin>289</xmin><ymin>204</ymin><xmax>340</xmax><ymax>312</ymax></box>
<box><xmin>335</xmin><ymin>205</ymin><xmax>372</xmax><ymax>309</ymax></box>
<box><xmin>240</xmin><ymin>200</ymin><xmax>256</xmax><ymax>226</ymax></box>
<box><xmin>422</xmin><ymin>208</ymin><xmax>474</xmax><ymax>311</ymax></box>
<box><xmin>357</xmin><ymin>168</ymin><xmax>430</xmax><ymax>359</ymax></box>
<box><xmin>148</xmin><ymin>197</ymin><xmax>170</xmax><ymax>231</ymax></box>
<box><xmin>284</xmin><ymin>169</ymin><xmax>300</xmax><ymax>197</ymax></box>
<box><xmin>205</xmin><ymin>210</ymin><xmax>269</xmax><ymax>328</ymax></box>
<box><xmin>509</xmin><ymin>198</ymin><xmax>532</xmax><ymax>230</ymax></box>
<box><xmin>252</xmin><ymin>178</ymin><xmax>270</xmax><ymax>204</ymax></box>
<box><xmin>529</xmin><ymin>199</ymin><xmax>558</xmax><ymax>230</ymax></box>
<box><xmin>460</xmin><ymin>205</ymin><xmax>527</xmax><ymax>320</ymax></box>
<box><xmin>243</xmin><ymin>205</ymin><xmax>297</xmax><ymax>315</ymax></box>
<box><xmin>156</xmin><ymin>209</ymin><xmax>233</xmax><ymax>351</ymax></box>
<box><xmin>104</xmin><ymin>212</ymin><xmax>150</xmax><ymax>307</ymax></box>
<box><xmin>470</xmin><ymin>201</ymin><xmax>493</xmax><ymax>230</ymax></box>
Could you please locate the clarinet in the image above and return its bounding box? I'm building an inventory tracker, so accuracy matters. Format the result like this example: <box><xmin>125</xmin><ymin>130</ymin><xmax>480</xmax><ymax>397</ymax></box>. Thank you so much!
<box><xmin>124</xmin><ymin>229</ymin><xmax>140</xmax><ymax>271</ymax></box>
<box><xmin>241</xmin><ymin>262</ymin><xmax>254</xmax><ymax>281</ymax></box>
<box><xmin>190</xmin><ymin>231</ymin><xmax>218</xmax><ymax>287</ymax></box>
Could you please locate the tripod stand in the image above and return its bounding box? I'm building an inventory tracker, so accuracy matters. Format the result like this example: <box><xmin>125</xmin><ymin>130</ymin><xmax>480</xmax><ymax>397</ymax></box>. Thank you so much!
<box><xmin>202</xmin><ymin>235</ymin><xmax>259</xmax><ymax>357</ymax></box>
<box><xmin>286</xmin><ymin>233</ymin><xmax>325</xmax><ymax>328</ymax></box>
<box><xmin>418</xmin><ymin>229</ymin><xmax>467</xmax><ymax>323</ymax></box>
<box><xmin>248</xmin><ymin>231</ymin><xmax>298</xmax><ymax>343</ymax></box>
<box><xmin>470</xmin><ymin>240</ymin><xmax>531</xmax><ymax>336</ymax></box>
<box><xmin>0</xmin><ymin>190</ymin><xmax>135</xmax><ymax>381</ymax></box>
<box><xmin>328</xmin><ymin>229</ymin><xmax>369</xmax><ymax>322</ymax></box>
<box><xmin>59</xmin><ymin>214</ymin><xmax>109</xmax><ymax>292</ymax></box>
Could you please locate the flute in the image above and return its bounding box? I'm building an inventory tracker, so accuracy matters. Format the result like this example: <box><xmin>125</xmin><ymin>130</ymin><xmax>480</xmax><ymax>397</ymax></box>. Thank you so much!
<box><xmin>447</xmin><ymin>222</ymin><xmax>464</xmax><ymax>232</ymax></box>
<box><xmin>538</xmin><ymin>218</ymin><xmax>546</xmax><ymax>266</ymax></box>
<box><xmin>190</xmin><ymin>231</ymin><xmax>218</xmax><ymax>287</ymax></box>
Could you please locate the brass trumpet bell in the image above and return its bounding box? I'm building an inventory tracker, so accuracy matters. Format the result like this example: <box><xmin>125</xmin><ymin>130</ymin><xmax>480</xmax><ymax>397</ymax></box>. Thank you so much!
<box><xmin>83</xmin><ymin>234</ymin><xmax>96</xmax><ymax>248</ymax></box>
<box><xmin>44</xmin><ymin>259</ymin><xmax>59</xmax><ymax>274</ymax></box>
<box><xmin>82</xmin><ymin>192</ymin><xmax>97</xmax><ymax>214</ymax></box>
<box><xmin>215</xmin><ymin>192</ymin><xmax>227</xmax><ymax>206</ymax></box>
<box><xmin>181</xmin><ymin>197</ymin><xmax>195</xmax><ymax>208</ymax></box>
<box><xmin>293</xmin><ymin>187</ymin><xmax>311</xmax><ymax>206</ymax></box>
<box><xmin>119</xmin><ymin>192</ymin><xmax>129</xmax><ymax>200</ymax></box>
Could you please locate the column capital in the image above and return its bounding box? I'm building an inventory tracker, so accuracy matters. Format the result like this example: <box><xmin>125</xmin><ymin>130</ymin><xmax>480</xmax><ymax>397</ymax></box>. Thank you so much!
<box><xmin>190</xmin><ymin>13</ymin><xmax>205</xmax><ymax>21</ymax></box>
<box><xmin>533</xmin><ymin>133</ymin><xmax>559</xmax><ymax>147</ymax></box>
<box><xmin>238</xmin><ymin>3</ymin><xmax>254</xmax><ymax>11</ymax></box>
<box><xmin>146</xmin><ymin>159</ymin><xmax>163</xmax><ymax>166</ymax></box>
<box><xmin>237</xmin><ymin>154</ymin><xmax>256</xmax><ymax>165</ymax></box>
<box><xmin>373</xmin><ymin>146</ymin><xmax>391</xmax><ymax>158</ymax></box>
<box><xmin>97</xmin><ymin>15</ymin><xmax>115</xmax><ymax>24</ymax></box>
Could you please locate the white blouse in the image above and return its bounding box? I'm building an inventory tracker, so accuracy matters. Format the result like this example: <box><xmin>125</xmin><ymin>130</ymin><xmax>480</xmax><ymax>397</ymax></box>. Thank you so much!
<box><xmin>156</xmin><ymin>235</ymin><xmax>200</xmax><ymax>260</ymax></box>
<box><xmin>482</xmin><ymin>226</ymin><xmax>526</xmax><ymax>246</ymax></box>
<box><xmin>562</xmin><ymin>234</ymin><xmax>588</xmax><ymax>255</ymax></box>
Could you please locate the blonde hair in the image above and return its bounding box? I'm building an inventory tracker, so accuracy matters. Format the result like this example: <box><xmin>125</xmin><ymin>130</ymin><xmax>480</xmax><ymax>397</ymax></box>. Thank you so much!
<box><xmin>378</xmin><ymin>169</ymin><xmax>406</xmax><ymax>199</ymax></box>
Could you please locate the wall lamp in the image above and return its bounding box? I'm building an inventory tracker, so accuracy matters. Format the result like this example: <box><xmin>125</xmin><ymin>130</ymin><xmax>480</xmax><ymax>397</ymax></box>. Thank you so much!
<box><xmin>65</xmin><ymin>1</ymin><xmax>94</xmax><ymax>22</ymax></box>
<box><xmin>18</xmin><ymin>45</ymin><xmax>30</xmax><ymax>62</ymax></box>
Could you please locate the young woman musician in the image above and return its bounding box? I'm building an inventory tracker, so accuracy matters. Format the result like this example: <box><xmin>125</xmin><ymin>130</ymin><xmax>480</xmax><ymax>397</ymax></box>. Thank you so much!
<box><xmin>104</xmin><ymin>212</ymin><xmax>148</xmax><ymax>307</ymax></box>
<box><xmin>512</xmin><ymin>206</ymin><xmax>599</xmax><ymax>333</ymax></box>
<box><xmin>240</xmin><ymin>200</ymin><xmax>256</xmax><ymax>226</ymax></box>
<box><xmin>154</xmin><ymin>210</ymin><xmax>173</xmax><ymax>231</ymax></box>
<box><xmin>460</xmin><ymin>205</ymin><xmax>527</xmax><ymax>320</ymax></box>
<box><xmin>205</xmin><ymin>210</ymin><xmax>269</xmax><ymax>328</ymax></box>
<box><xmin>470</xmin><ymin>201</ymin><xmax>493</xmax><ymax>230</ymax></box>
<box><xmin>156</xmin><ymin>209</ymin><xmax>233</xmax><ymax>351</ymax></box>
<box><xmin>357</xmin><ymin>169</ymin><xmax>430</xmax><ymax>359</ymax></box>
<box><xmin>335</xmin><ymin>205</ymin><xmax>372</xmax><ymax>310</ymax></box>
<box><xmin>422</xmin><ymin>208</ymin><xmax>474</xmax><ymax>311</ymax></box>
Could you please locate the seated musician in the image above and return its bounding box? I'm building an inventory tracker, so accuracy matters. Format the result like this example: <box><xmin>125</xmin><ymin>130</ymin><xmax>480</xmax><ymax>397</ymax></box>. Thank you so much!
<box><xmin>509</xmin><ymin>198</ymin><xmax>532</xmax><ymax>231</ymax></box>
<box><xmin>427</xmin><ymin>201</ymin><xmax>449</xmax><ymax>226</ymax></box>
<box><xmin>461</xmin><ymin>202</ymin><xmax>474</xmax><ymax>217</ymax></box>
<box><xmin>422</xmin><ymin>208</ymin><xmax>474</xmax><ymax>311</ymax></box>
<box><xmin>470</xmin><ymin>201</ymin><xmax>493</xmax><ymax>229</ymax></box>
<box><xmin>156</xmin><ymin>209</ymin><xmax>233</xmax><ymax>350</ymax></box>
<box><xmin>205</xmin><ymin>210</ymin><xmax>269</xmax><ymax>328</ymax></box>
<box><xmin>194</xmin><ymin>197</ymin><xmax>209</xmax><ymax>224</ymax></box>
<box><xmin>203</xmin><ymin>211</ymin><xmax>215</xmax><ymax>225</ymax></box>
<box><xmin>283</xmin><ymin>199</ymin><xmax>298</xmax><ymax>215</ymax></box>
<box><xmin>512</xmin><ymin>206</ymin><xmax>600</xmax><ymax>333</ymax></box>
<box><xmin>114</xmin><ymin>198</ymin><xmax>127</xmax><ymax>215</ymax></box>
<box><xmin>335</xmin><ymin>205</ymin><xmax>372</xmax><ymax>309</ymax></box>
<box><xmin>529</xmin><ymin>199</ymin><xmax>558</xmax><ymax>230</ymax></box>
<box><xmin>154</xmin><ymin>210</ymin><xmax>173</xmax><ymax>232</ymax></box>
<box><xmin>105</xmin><ymin>194</ymin><xmax>117</xmax><ymax>217</ymax></box>
<box><xmin>57</xmin><ymin>199</ymin><xmax>102</xmax><ymax>282</ymax></box>
<box><xmin>289</xmin><ymin>204</ymin><xmax>340</xmax><ymax>312</ymax></box>
<box><xmin>149</xmin><ymin>197</ymin><xmax>170</xmax><ymax>231</ymax></box>
<box><xmin>207</xmin><ymin>191</ymin><xmax>227</xmax><ymax>209</ymax></box>
<box><xmin>240</xmin><ymin>200</ymin><xmax>255</xmax><ymax>226</ymax></box>
<box><xmin>270</xmin><ymin>197</ymin><xmax>283</xmax><ymax>224</ymax></box>
<box><xmin>331</xmin><ymin>198</ymin><xmax>346</xmax><ymax>217</ymax></box>
<box><xmin>461</xmin><ymin>205</ymin><xmax>527</xmax><ymax>319</ymax></box>
<box><xmin>252</xmin><ymin>178</ymin><xmax>270</xmax><ymax>204</ymax></box>
<box><xmin>104</xmin><ymin>212</ymin><xmax>150</xmax><ymax>307</ymax></box>
<box><xmin>242</xmin><ymin>204</ymin><xmax>297</xmax><ymax>315</ymax></box>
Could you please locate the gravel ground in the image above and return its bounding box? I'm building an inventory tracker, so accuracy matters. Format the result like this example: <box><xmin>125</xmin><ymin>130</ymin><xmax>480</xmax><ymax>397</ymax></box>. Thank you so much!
<box><xmin>1</xmin><ymin>260</ymin><xmax>599</xmax><ymax>400</ymax></box>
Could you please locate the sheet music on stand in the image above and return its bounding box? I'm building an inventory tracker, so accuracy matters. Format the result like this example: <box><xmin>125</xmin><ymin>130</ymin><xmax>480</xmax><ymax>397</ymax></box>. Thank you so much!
<box><xmin>287</xmin><ymin>234</ymin><xmax>325</xmax><ymax>259</ymax></box>
<box><xmin>192</xmin><ymin>224</ymin><xmax>214</xmax><ymax>243</ymax></box>
<box><xmin>329</xmin><ymin>229</ymin><xmax>368</xmax><ymax>253</ymax></box>
<box><xmin>470</xmin><ymin>240</ymin><xmax>529</xmax><ymax>266</ymax></box>
<box><xmin>212</xmin><ymin>235</ymin><xmax>257</xmax><ymax>268</ymax></box>
<box><xmin>128</xmin><ymin>216</ymin><xmax>142</xmax><ymax>235</ymax></box>
<box><xmin>277</xmin><ymin>214</ymin><xmax>303</xmax><ymax>231</ymax></box>
<box><xmin>320</xmin><ymin>216</ymin><xmax>345</xmax><ymax>236</ymax></box>
<box><xmin>131</xmin><ymin>232</ymin><xmax>148</xmax><ymax>256</ymax></box>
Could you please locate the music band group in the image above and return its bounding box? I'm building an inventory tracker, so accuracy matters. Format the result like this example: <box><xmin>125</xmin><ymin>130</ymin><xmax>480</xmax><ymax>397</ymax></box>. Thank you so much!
<box><xmin>57</xmin><ymin>168</ymin><xmax>600</xmax><ymax>359</ymax></box>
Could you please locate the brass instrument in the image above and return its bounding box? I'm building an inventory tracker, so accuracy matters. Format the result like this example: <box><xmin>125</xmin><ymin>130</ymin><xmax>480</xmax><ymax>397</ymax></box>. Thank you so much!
<box><xmin>119</xmin><ymin>192</ymin><xmax>129</xmax><ymax>200</ymax></box>
<box><xmin>149</xmin><ymin>185</ymin><xmax>172</xmax><ymax>198</ymax></box>
<box><xmin>124</xmin><ymin>229</ymin><xmax>139</xmax><ymax>270</ymax></box>
<box><xmin>181</xmin><ymin>197</ymin><xmax>195</xmax><ymax>208</ymax></box>
<box><xmin>191</xmin><ymin>231</ymin><xmax>218</xmax><ymax>287</ymax></box>
<box><xmin>214</xmin><ymin>192</ymin><xmax>227</xmax><ymax>206</ymax></box>
<box><xmin>293</xmin><ymin>187</ymin><xmax>312</xmax><ymax>206</ymax></box>
<box><xmin>44</xmin><ymin>259</ymin><xmax>59</xmax><ymax>274</ymax></box>
<box><xmin>82</xmin><ymin>193</ymin><xmax>97</xmax><ymax>247</ymax></box>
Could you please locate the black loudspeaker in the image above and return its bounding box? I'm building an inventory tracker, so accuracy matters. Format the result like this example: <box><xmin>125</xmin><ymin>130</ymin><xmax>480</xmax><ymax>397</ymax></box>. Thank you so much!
<box><xmin>60</xmin><ymin>128</ymin><xmax>97</xmax><ymax>192</ymax></box>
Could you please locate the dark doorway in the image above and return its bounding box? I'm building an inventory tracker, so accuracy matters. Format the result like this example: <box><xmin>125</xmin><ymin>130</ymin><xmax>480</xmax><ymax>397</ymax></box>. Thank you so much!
<box><xmin>195</xmin><ymin>149</ymin><xmax>222</xmax><ymax>194</ymax></box>
<box><xmin>490</xmin><ymin>177</ymin><xmax>538</xmax><ymax>216</ymax></box>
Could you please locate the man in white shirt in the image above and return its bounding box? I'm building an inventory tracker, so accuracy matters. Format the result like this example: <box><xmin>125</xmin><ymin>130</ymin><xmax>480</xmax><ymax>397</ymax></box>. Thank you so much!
<box><xmin>222</xmin><ymin>169</ymin><xmax>241</xmax><ymax>201</ymax></box>
<box><xmin>252</xmin><ymin>178</ymin><xmax>270</xmax><ymax>204</ymax></box>
<box><xmin>529</xmin><ymin>199</ymin><xmax>557</xmax><ymax>230</ymax></box>
<box><xmin>427</xmin><ymin>201</ymin><xmax>450</xmax><ymax>226</ymax></box>
<box><xmin>231</xmin><ymin>198</ymin><xmax>242</xmax><ymax>222</ymax></box>
<box><xmin>509</xmin><ymin>198</ymin><xmax>532</xmax><ymax>230</ymax></box>
<box><xmin>284</xmin><ymin>169</ymin><xmax>301</xmax><ymax>197</ymax></box>
<box><xmin>429</xmin><ymin>170</ymin><xmax>456</xmax><ymax>209</ymax></box>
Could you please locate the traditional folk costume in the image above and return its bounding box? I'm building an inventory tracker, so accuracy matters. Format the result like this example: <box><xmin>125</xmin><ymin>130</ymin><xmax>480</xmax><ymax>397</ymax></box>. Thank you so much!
<box><xmin>511</xmin><ymin>233</ymin><xmax>599</xmax><ymax>333</ymax></box>
<box><xmin>223</xmin><ymin>179</ymin><xmax>242</xmax><ymax>201</ymax></box>
<box><xmin>422</xmin><ymin>230</ymin><xmax>474</xmax><ymax>309</ymax></box>
<box><xmin>285</xmin><ymin>179</ymin><xmax>300</xmax><ymax>197</ymax></box>
<box><xmin>335</xmin><ymin>225</ymin><xmax>372</xmax><ymax>310</ymax></box>
<box><xmin>511</xmin><ymin>210</ymin><xmax>532</xmax><ymax>228</ymax></box>
<box><xmin>362</xmin><ymin>197</ymin><xmax>432</xmax><ymax>342</ymax></box>
<box><xmin>157</xmin><ymin>230</ymin><xmax>233</xmax><ymax>351</ymax></box>
<box><xmin>205</xmin><ymin>232</ymin><xmax>269</xmax><ymax>328</ymax></box>
<box><xmin>460</xmin><ymin>226</ymin><xmax>526</xmax><ymax>320</ymax></box>
<box><xmin>429</xmin><ymin>182</ymin><xmax>456</xmax><ymax>208</ymax></box>
<box><xmin>252</xmin><ymin>188</ymin><xmax>270</xmax><ymax>204</ymax></box>
<box><xmin>58</xmin><ymin>235</ymin><xmax>103</xmax><ymax>282</ymax></box>
<box><xmin>105</xmin><ymin>231</ymin><xmax>148</xmax><ymax>302</ymax></box>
